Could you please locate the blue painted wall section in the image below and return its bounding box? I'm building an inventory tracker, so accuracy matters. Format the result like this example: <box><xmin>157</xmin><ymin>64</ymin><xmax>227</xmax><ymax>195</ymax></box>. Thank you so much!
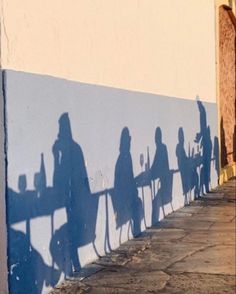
<box><xmin>4</xmin><ymin>70</ymin><xmax>219</xmax><ymax>293</ymax></box>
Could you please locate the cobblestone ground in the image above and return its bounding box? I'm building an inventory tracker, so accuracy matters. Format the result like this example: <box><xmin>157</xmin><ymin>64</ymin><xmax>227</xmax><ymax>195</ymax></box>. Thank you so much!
<box><xmin>50</xmin><ymin>178</ymin><xmax>236</xmax><ymax>294</ymax></box>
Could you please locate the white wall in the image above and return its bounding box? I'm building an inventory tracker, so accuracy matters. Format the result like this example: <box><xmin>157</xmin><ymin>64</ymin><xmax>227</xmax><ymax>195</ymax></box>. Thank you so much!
<box><xmin>5</xmin><ymin>70</ymin><xmax>218</xmax><ymax>293</ymax></box>
<box><xmin>1</xmin><ymin>0</ymin><xmax>216</xmax><ymax>102</ymax></box>
<box><xmin>0</xmin><ymin>1</ymin><xmax>220</xmax><ymax>293</ymax></box>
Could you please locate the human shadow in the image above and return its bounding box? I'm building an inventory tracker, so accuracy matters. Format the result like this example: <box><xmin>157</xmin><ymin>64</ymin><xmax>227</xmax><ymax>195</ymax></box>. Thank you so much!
<box><xmin>176</xmin><ymin>128</ymin><xmax>191</xmax><ymax>204</ymax></box>
<box><xmin>111</xmin><ymin>127</ymin><xmax>143</xmax><ymax>243</ymax></box>
<box><xmin>189</xmin><ymin>144</ymin><xmax>201</xmax><ymax>199</ymax></box>
<box><xmin>8</xmin><ymin>228</ymin><xmax>59</xmax><ymax>294</ymax></box>
<box><xmin>176</xmin><ymin>127</ymin><xmax>200</xmax><ymax>204</ymax></box>
<box><xmin>194</xmin><ymin>99</ymin><xmax>213</xmax><ymax>193</ymax></box>
<box><xmin>136</xmin><ymin>148</ymin><xmax>151</xmax><ymax>229</ymax></box>
<box><xmin>50</xmin><ymin>113</ymin><xmax>99</xmax><ymax>275</ymax></box>
<box><xmin>150</xmin><ymin>127</ymin><xmax>173</xmax><ymax>223</ymax></box>
<box><xmin>135</xmin><ymin>127</ymin><xmax>174</xmax><ymax>225</ymax></box>
<box><xmin>7</xmin><ymin>170</ymin><xmax>60</xmax><ymax>293</ymax></box>
<box><xmin>220</xmin><ymin>117</ymin><xmax>228</xmax><ymax>168</ymax></box>
<box><xmin>7</xmin><ymin>113</ymin><xmax>100</xmax><ymax>293</ymax></box>
<box><xmin>213</xmin><ymin>136</ymin><xmax>220</xmax><ymax>177</ymax></box>
<box><xmin>199</xmin><ymin>126</ymin><xmax>212</xmax><ymax>194</ymax></box>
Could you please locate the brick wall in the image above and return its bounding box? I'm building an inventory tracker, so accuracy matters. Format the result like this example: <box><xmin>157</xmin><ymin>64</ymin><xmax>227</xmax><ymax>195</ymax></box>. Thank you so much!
<box><xmin>219</xmin><ymin>6</ymin><xmax>236</xmax><ymax>167</ymax></box>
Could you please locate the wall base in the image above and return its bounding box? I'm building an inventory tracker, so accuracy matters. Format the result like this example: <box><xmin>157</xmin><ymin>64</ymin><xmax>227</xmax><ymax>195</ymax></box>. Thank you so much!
<box><xmin>219</xmin><ymin>162</ymin><xmax>236</xmax><ymax>184</ymax></box>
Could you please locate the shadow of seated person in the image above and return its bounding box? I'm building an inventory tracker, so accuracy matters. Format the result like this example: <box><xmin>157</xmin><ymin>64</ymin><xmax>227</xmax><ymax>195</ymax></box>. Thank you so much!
<box><xmin>50</xmin><ymin>113</ymin><xmax>99</xmax><ymax>275</ymax></box>
<box><xmin>176</xmin><ymin>127</ymin><xmax>191</xmax><ymax>204</ymax></box>
<box><xmin>111</xmin><ymin>127</ymin><xmax>143</xmax><ymax>242</ymax></box>
<box><xmin>8</xmin><ymin>228</ymin><xmax>60</xmax><ymax>294</ymax></box>
<box><xmin>150</xmin><ymin>127</ymin><xmax>172</xmax><ymax>223</ymax></box>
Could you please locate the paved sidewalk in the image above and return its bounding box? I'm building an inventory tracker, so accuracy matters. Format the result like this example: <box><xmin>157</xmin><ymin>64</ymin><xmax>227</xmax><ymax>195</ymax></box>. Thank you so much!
<box><xmin>51</xmin><ymin>178</ymin><xmax>236</xmax><ymax>294</ymax></box>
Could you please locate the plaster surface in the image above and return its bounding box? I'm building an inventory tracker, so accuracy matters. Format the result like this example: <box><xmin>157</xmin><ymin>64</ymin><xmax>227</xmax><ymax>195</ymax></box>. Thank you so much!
<box><xmin>4</xmin><ymin>70</ymin><xmax>219</xmax><ymax>293</ymax></box>
<box><xmin>1</xmin><ymin>0</ymin><xmax>216</xmax><ymax>101</ymax></box>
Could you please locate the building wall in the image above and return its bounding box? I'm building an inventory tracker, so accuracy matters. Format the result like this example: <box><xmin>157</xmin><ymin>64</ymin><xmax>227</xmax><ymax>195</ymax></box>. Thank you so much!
<box><xmin>219</xmin><ymin>6</ymin><xmax>236</xmax><ymax>166</ymax></box>
<box><xmin>0</xmin><ymin>72</ymin><xmax>8</xmax><ymax>294</ymax></box>
<box><xmin>215</xmin><ymin>0</ymin><xmax>236</xmax><ymax>183</ymax></box>
<box><xmin>1</xmin><ymin>0</ymin><xmax>217</xmax><ymax>101</ymax></box>
<box><xmin>1</xmin><ymin>1</ymin><xmax>219</xmax><ymax>293</ymax></box>
<box><xmin>4</xmin><ymin>70</ymin><xmax>218</xmax><ymax>294</ymax></box>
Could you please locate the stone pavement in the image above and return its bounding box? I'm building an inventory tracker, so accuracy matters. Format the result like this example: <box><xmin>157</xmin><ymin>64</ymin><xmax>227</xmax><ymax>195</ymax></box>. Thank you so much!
<box><xmin>51</xmin><ymin>178</ymin><xmax>236</xmax><ymax>294</ymax></box>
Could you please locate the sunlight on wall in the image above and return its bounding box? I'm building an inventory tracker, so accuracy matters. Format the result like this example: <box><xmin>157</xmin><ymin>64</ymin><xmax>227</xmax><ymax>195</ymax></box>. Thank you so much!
<box><xmin>1</xmin><ymin>0</ymin><xmax>216</xmax><ymax>101</ymax></box>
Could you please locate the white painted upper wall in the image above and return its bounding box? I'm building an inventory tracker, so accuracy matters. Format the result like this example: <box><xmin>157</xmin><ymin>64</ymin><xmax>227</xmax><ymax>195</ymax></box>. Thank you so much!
<box><xmin>1</xmin><ymin>0</ymin><xmax>217</xmax><ymax>102</ymax></box>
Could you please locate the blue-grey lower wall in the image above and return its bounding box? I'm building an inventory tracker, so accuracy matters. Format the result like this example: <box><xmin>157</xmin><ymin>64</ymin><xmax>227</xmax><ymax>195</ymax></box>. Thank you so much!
<box><xmin>4</xmin><ymin>70</ymin><xmax>219</xmax><ymax>293</ymax></box>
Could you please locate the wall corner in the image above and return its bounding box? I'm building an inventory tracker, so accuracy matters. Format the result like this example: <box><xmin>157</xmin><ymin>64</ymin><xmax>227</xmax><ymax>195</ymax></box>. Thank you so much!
<box><xmin>0</xmin><ymin>69</ymin><xmax>8</xmax><ymax>293</ymax></box>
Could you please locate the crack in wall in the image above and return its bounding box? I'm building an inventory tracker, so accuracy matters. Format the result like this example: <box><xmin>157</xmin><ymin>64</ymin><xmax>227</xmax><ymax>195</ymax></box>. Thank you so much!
<box><xmin>0</xmin><ymin>0</ymin><xmax>10</xmax><ymax>65</ymax></box>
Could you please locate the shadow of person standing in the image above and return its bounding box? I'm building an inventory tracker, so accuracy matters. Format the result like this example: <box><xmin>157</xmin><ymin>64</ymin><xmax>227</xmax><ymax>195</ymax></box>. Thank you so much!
<box><xmin>50</xmin><ymin>113</ymin><xmax>98</xmax><ymax>276</ymax></box>
<box><xmin>112</xmin><ymin>127</ymin><xmax>142</xmax><ymax>243</ymax></box>
<box><xmin>194</xmin><ymin>99</ymin><xmax>212</xmax><ymax>193</ymax></box>
<box><xmin>151</xmin><ymin>127</ymin><xmax>172</xmax><ymax>223</ymax></box>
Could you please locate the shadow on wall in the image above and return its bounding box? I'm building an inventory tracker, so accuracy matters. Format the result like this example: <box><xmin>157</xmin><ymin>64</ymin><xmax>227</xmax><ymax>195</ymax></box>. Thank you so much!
<box><xmin>112</xmin><ymin>127</ymin><xmax>143</xmax><ymax>242</ymax></box>
<box><xmin>220</xmin><ymin>117</ymin><xmax>228</xmax><ymax>168</ymax></box>
<box><xmin>233</xmin><ymin>98</ymin><xmax>236</xmax><ymax>162</ymax></box>
<box><xmin>213</xmin><ymin>136</ymin><xmax>220</xmax><ymax>177</ymax></box>
<box><xmin>176</xmin><ymin>127</ymin><xmax>199</xmax><ymax>204</ymax></box>
<box><xmin>7</xmin><ymin>99</ymin><xmax>217</xmax><ymax>293</ymax></box>
<box><xmin>135</xmin><ymin>127</ymin><xmax>174</xmax><ymax>225</ymax></box>
<box><xmin>50</xmin><ymin>113</ymin><xmax>100</xmax><ymax>276</ymax></box>
<box><xmin>8</xmin><ymin>113</ymin><xmax>99</xmax><ymax>293</ymax></box>
<box><xmin>234</xmin><ymin>124</ymin><xmax>236</xmax><ymax>162</ymax></box>
<box><xmin>194</xmin><ymin>99</ymin><xmax>213</xmax><ymax>194</ymax></box>
<box><xmin>234</xmin><ymin>98</ymin><xmax>236</xmax><ymax>162</ymax></box>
